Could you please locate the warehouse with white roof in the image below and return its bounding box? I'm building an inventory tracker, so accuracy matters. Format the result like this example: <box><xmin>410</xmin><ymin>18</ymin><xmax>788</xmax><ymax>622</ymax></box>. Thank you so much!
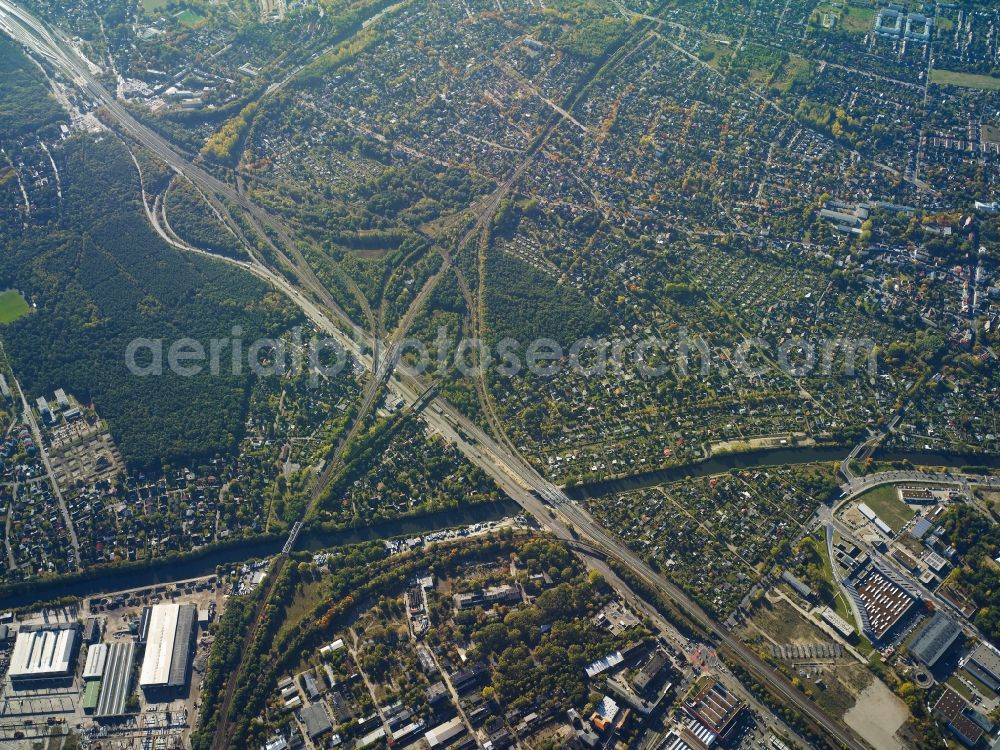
<box><xmin>138</xmin><ymin>603</ymin><xmax>197</xmax><ymax>696</ymax></box>
<box><xmin>8</xmin><ymin>626</ymin><xmax>79</xmax><ymax>686</ymax></box>
<box><xmin>83</xmin><ymin>643</ymin><xmax>108</xmax><ymax>681</ymax></box>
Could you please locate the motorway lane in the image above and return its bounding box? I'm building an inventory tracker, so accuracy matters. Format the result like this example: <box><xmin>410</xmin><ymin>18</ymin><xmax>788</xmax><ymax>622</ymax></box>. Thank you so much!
<box><xmin>398</xmin><ymin>384</ymin><xmax>869</xmax><ymax>749</ymax></box>
<box><xmin>552</xmin><ymin>514</ymin><xmax>869</xmax><ymax>750</ymax></box>
<box><xmin>0</xmin><ymin>0</ymin><xmax>362</xmax><ymax>341</ymax></box>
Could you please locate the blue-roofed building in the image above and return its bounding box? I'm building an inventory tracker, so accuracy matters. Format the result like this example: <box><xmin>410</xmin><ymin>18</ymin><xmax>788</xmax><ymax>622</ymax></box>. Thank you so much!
<box><xmin>909</xmin><ymin>516</ymin><xmax>933</xmax><ymax>540</ymax></box>
<box><xmin>909</xmin><ymin>612</ymin><xmax>961</xmax><ymax>668</ymax></box>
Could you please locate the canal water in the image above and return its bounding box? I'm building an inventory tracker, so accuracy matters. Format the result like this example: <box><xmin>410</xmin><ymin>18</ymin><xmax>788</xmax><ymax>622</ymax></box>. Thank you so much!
<box><xmin>0</xmin><ymin>499</ymin><xmax>520</xmax><ymax>608</ymax></box>
<box><xmin>6</xmin><ymin>444</ymin><xmax>997</xmax><ymax>607</ymax></box>
<box><xmin>564</xmin><ymin>446</ymin><xmax>1000</xmax><ymax>500</ymax></box>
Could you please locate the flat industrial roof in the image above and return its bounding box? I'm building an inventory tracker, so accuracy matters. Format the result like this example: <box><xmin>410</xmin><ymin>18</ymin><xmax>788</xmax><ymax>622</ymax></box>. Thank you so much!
<box><xmin>8</xmin><ymin>628</ymin><xmax>77</xmax><ymax>679</ymax></box>
<box><xmin>687</xmin><ymin>680</ymin><xmax>744</xmax><ymax>736</ymax></box>
<box><xmin>909</xmin><ymin>613</ymin><xmax>961</xmax><ymax>667</ymax></box>
<box><xmin>139</xmin><ymin>604</ymin><xmax>180</xmax><ymax>687</ymax></box>
<box><xmin>97</xmin><ymin>641</ymin><xmax>135</xmax><ymax>717</ymax></box>
<box><xmin>83</xmin><ymin>680</ymin><xmax>102</xmax><ymax>710</ymax></box>
<box><xmin>854</xmin><ymin>566</ymin><xmax>916</xmax><ymax>640</ymax></box>
<box><xmin>300</xmin><ymin>703</ymin><xmax>332</xmax><ymax>739</ymax></box>
<box><xmin>820</xmin><ymin>607</ymin><xmax>854</xmax><ymax>634</ymax></box>
<box><xmin>83</xmin><ymin>643</ymin><xmax>109</xmax><ymax>680</ymax></box>
<box><xmin>168</xmin><ymin>604</ymin><xmax>196</xmax><ymax>687</ymax></box>
<box><xmin>425</xmin><ymin>717</ymin><xmax>465</xmax><ymax>748</ymax></box>
<box><xmin>969</xmin><ymin>643</ymin><xmax>1000</xmax><ymax>679</ymax></box>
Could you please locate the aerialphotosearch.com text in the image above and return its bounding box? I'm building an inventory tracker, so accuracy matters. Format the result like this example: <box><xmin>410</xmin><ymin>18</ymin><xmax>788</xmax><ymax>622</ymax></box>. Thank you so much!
<box><xmin>125</xmin><ymin>326</ymin><xmax>879</xmax><ymax>387</ymax></box>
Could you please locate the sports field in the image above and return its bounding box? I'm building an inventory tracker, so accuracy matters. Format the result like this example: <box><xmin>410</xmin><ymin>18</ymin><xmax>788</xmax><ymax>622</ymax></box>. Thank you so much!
<box><xmin>175</xmin><ymin>8</ymin><xmax>206</xmax><ymax>27</ymax></box>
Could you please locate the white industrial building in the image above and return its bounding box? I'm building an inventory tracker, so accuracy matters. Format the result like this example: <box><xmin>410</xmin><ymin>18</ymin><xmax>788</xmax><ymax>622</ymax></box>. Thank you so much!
<box><xmin>83</xmin><ymin>643</ymin><xmax>108</xmax><ymax>681</ymax></box>
<box><xmin>140</xmin><ymin>604</ymin><xmax>179</xmax><ymax>687</ymax></box>
<box><xmin>8</xmin><ymin>626</ymin><xmax>79</xmax><ymax>684</ymax></box>
<box><xmin>138</xmin><ymin>603</ymin><xmax>197</xmax><ymax>693</ymax></box>
<box><xmin>425</xmin><ymin>717</ymin><xmax>465</xmax><ymax>748</ymax></box>
<box><xmin>858</xmin><ymin>502</ymin><xmax>893</xmax><ymax>536</ymax></box>
<box><xmin>820</xmin><ymin>607</ymin><xmax>856</xmax><ymax>640</ymax></box>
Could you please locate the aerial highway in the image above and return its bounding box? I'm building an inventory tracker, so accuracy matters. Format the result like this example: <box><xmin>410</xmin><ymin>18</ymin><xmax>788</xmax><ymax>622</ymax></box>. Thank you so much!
<box><xmin>837</xmin><ymin>468</ymin><xmax>1000</xmax><ymax>505</ymax></box>
<box><xmin>0</xmin><ymin>6</ymin><xmax>871</xmax><ymax>747</ymax></box>
<box><xmin>0</xmin><ymin>0</ymin><xmax>368</xmax><ymax>353</ymax></box>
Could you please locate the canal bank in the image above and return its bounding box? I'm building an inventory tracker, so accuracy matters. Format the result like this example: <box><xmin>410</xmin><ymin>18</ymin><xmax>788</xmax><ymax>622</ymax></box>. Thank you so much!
<box><xmin>6</xmin><ymin>444</ymin><xmax>998</xmax><ymax>608</ymax></box>
<box><xmin>564</xmin><ymin>446</ymin><xmax>1000</xmax><ymax>500</ymax></box>
<box><xmin>0</xmin><ymin>499</ymin><xmax>520</xmax><ymax>609</ymax></box>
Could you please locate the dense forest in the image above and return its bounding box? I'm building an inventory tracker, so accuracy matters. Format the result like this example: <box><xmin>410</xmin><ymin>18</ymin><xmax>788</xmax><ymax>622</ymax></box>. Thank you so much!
<box><xmin>940</xmin><ymin>505</ymin><xmax>1000</xmax><ymax>645</ymax></box>
<box><xmin>164</xmin><ymin>177</ymin><xmax>246</xmax><ymax>259</ymax></box>
<box><xmin>544</xmin><ymin>0</ymin><xmax>631</xmax><ymax>60</ymax></box>
<box><xmin>484</xmin><ymin>248</ymin><xmax>607</xmax><ymax>349</ymax></box>
<box><xmin>0</xmin><ymin>38</ymin><xmax>66</xmax><ymax>137</ymax></box>
<box><xmin>1</xmin><ymin>136</ymin><xmax>300</xmax><ymax>468</ymax></box>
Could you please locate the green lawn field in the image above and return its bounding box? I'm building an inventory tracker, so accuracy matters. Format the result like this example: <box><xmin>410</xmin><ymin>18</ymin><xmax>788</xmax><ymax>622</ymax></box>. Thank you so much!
<box><xmin>840</xmin><ymin>6</ymin><xmax>875</xmax><ymax>33</ymax></box>
<box><xmin>0</xmin><ymin>290</ymin><xmax>29</xmax><ymax>324</ymax></box>
<box><xmin>858</xmin><ymin>485</ymin><xmax>914</xmax><ymax>531</ymax></box>
<box><xmin>931</xmin><ymin>69</ymin><xmax>1000</xmax><ymax>91</ymax></box>
<box><xmin>175</xmin><ymin>8</ymin><xmax>206</xmax><ymax>27</ymax></box>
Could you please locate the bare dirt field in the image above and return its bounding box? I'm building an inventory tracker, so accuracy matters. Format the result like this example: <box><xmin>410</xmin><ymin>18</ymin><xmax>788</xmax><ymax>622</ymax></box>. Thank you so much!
<box><xmin>743</xmin><ymin>597</ymin><xmax>880</xmax><ymax>720</ymax></box>
<box><xmin>843</xmin><ymin>680</ymin><xmax>910</xmax><ymax>750</ymax></box>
